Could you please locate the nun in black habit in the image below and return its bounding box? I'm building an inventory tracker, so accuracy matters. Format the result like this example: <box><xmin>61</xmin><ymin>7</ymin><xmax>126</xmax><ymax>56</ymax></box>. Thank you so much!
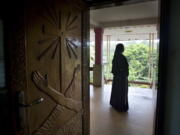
<box><xmin>110</xmin><ymin>43</ymin><xmax>129</xmax><ymax>112</ymax></box>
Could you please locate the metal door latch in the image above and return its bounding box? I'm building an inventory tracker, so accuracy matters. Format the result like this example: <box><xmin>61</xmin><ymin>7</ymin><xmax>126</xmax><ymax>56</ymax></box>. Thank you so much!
<box><xmin>19</xmin><ymin>97</ymin><xmax>44</xmax><ymax>108</ymax></box>
<box><xmin>15</xmin><ymin>91</ymin><xmax>44</xmax><ymax>130</ymax></box>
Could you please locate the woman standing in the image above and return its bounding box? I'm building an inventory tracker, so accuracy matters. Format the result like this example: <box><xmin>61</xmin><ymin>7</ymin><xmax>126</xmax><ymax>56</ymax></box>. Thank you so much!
<box><xmin>110</xmin><ymin>43</ymin><xmax>129</xmax><ymax>112</ymax></box>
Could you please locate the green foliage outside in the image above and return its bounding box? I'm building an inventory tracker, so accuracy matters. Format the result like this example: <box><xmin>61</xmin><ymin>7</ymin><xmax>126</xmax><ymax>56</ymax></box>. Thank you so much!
<box><xmin>90</xmin><ymin>42</ymin><xmax>159</xmax><ymax>88</ymax></box>
<box><xmin>124</xmin><ymin>44</ymin><xmax>149</xmax><ymax>82</ymax></box>
<box><xmin>104</xmin><ymin>43</ymin><xmax>158</xmax><ymax>87</ymax></box>
<box><xmin>125</xmin><ymin>44</ymin><xmax>158</xmax><ymax>83</ymax></box>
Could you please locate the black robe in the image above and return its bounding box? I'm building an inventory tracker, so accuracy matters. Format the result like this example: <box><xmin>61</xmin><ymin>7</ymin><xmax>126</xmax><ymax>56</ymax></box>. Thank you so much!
<box><xmin>110</xmin><ymin>54</ymin><xmax>129</xmax><ymax>112</ymax></box>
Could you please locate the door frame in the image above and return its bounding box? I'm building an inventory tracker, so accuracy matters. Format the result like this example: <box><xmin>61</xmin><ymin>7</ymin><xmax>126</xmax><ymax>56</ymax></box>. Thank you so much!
<box><xmin>87</xmin><ymin>0</ymin><xmax>169</xmax><ymax>135</ymax></box>
<box><xmin>82</xmin><ymin>10</ymin><xmax>90</xmax><ymax>135</ymax></box>
<box><xmin>154</xmin><ymin>0</ymin><xmax>170</xmax><ymax>134</ymax></box>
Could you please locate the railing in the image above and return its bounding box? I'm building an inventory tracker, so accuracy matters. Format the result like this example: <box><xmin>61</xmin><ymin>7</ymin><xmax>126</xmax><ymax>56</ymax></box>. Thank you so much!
<box><xmin>106</xmin><ymin>79</ymin><xmax>152</xmax><ymax>87</ymax></box>
<box><xmin>89</xmin><ymin>67</ymin><xmax>157</xmax><ymax>88</ymax></box>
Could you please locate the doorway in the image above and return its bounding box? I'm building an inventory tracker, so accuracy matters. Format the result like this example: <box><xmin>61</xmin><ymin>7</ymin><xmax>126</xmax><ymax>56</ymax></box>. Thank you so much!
<box><xmin>1</xmin><ymin>0</ymin><xmax>170</xmax><ymax>134</ymax></box>
<box><xmin>89</xmin><ymin>1</ymin><xmax>159</xmax><ymax>135</ymax></box>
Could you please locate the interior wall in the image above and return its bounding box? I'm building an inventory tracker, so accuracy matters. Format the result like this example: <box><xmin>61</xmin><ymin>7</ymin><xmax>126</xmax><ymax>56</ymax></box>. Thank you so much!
<box><xmin>163</xmin><ymin>0</ymin><xmax>180</xmax><ymax>134</ymax></box>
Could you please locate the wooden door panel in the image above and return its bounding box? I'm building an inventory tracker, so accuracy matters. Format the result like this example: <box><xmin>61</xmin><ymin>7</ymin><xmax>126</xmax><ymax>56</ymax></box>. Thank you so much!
<box><xmin>23</xmin><ymin>0</ymin><xmax>86</xmax><ymax>134</ymax></box>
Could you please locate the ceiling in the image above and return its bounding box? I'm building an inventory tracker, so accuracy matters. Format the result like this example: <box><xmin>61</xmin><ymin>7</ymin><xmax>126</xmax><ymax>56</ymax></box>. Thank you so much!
<box><xmin>90</xmin><ymin>0</ymin><xmax>158</xmax><ymax>27</ymax></box>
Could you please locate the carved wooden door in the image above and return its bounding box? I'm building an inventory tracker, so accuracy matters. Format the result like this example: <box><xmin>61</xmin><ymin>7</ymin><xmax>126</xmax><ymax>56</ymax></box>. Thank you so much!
<box><xmin>10</xmin><ymin>0</ymin><xmax>89</xmax><ymax>135</ymax></box>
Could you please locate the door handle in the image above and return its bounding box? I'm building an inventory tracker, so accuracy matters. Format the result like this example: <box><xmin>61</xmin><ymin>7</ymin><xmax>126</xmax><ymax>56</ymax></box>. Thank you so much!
<box><xmin>15</xmin><ymin>91</ymin><xmax>44</xmax><ymax>131</ymax></box>
<box><xmin>19</xmin><ymin>97</ymin><xmax>44</xmax><ymax>107</ymax></box>
<box><xmin>17</xmin><ymin>91</ymin><xmax>44</xmax><ymax>108</ymax></box>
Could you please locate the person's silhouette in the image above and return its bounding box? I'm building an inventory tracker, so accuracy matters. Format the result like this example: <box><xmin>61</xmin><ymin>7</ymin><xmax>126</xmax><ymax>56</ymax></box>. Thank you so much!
<box><xmin>110</xmin><ymin>43</ymin><xmax>129</xmax><ymax>112</ymax></box>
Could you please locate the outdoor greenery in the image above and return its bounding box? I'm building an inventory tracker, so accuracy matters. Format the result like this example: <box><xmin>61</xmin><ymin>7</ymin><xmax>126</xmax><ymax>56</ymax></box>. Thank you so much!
<box><xmin>124</xmin><ymin>44</ymin><xmax>156</xmax><ymax>82</ymax></box>
<box><xmin>90</xmin><ymin>42</ymin><xmax>159</xmax><ymax>87</ymax></box>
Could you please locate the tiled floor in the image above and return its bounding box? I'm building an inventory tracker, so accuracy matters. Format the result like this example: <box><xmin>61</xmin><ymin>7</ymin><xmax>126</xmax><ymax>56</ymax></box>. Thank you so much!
<box><xmin>90</xmin><ymin>85</ymin><xmax>157</xmax><ymax>135</ymax></box>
